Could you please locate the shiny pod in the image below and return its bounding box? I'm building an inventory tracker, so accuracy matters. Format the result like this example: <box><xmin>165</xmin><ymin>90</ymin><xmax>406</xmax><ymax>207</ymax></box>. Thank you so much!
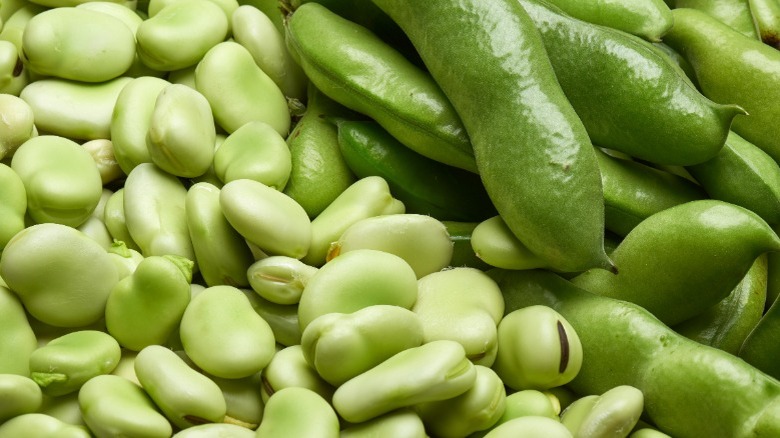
<box><xmin>219</xmin><ymin>178</ymin><xmax>311</xmax><ymax>259</ymax></box>
<box><xmin>303</xmin><ymin>176</ymin><xmax>404</xmax><ymax>266</ymax></box>
<box><xmin>483</xmin><ymin>416</ymin><xmax>573</xmax><ymax>438</ymax></box>
<box><xmin>413</xmin><ymin>268</ymin><xmax>505</xmax><ymax>366</ymax></box>
<box><xmin>82</xmin><ymin>139</ymin><xmax>123</xmax><ymax>185</ymax></box>
<box><xmin>334</xmin><ymin>119</ymin><xmax>496</xmax><ymax>222</ymax></box>
<box><xmin>541</xmin><ymin>0</ymin><xmax>673</xmax><ymax>41</ymax></box>
<box><xmin>105</xmin><ymin>255</ymin><xmax>193</xmax><ymax>351</ymax></box>
<box><xmin>136</xmin><ymin>0</ymin><xmax>228</xmax><ymax>71</ymax></box>
<box><xmin>259</xmin><ymin>344</ymin><xmax>335</xmax><ymax>403</ymax></box>
<box><xmin>675</xmin><ymin>253</ymin><xmax>768</xmax><ymax>355</ymax></box>
<box><xmin>471</xmin><ymin>216</ymin><xmax>549</xmax><ymax>270</ymax></box>
<box><xmin>180</xmin><ymin>285</ymin><xmax>276</xmax><ymax>379</ymax></box>
<box><xmin>332</xmin><ymin>340</ymin><xmax>477</xmax><ymax>423</ymax></box>
<box><xmin>146</xmin><ymin>84</ymin><xmax>215</xmax><ymax>178</ymax></box>
<box><xmin>20</xmin><ymin>76</ymin><xmax>132</xmax><ymax>140</ymax></box>
<box><xmin>22</xmin><ymin>7</ymin><xmax>135</xmax><ymax>82</ymax></box>
<box><xmin>373</xmin><ymin>0</ymin><xmax>610</xmax><ymax>273</ymax></box>
<box><xmin>123</xmin><ymin>162</ymin><xmax>195</xmax><ymax>262</ymax></box>
<box><xmin>340</xmin><ymin>409</ymin><xmax>427</xmax><ymax>438</ymax></box>
<box><xmin>663</xmin><ymin>8</ymin><xmax>780</xmax><ymax>164</ymax></box>
<box><xmin>111</xmin><ymin>76</ymin><xmax>170</xmax><ymax>175</ymax></box>
<box><xmin>134</xmin><ymin>344</ymin><xmax>226</xmax><ymax>429</ymax></box>
<box><xmin>0</xmin><ymin>413</ymin><xmax>90</xmax><ymax>438</ymax></box>
<box><xmin>173</xmin><ymin>423</ymin><xmax>255</xmax><ymax>438</ymax></box>
<box><xmin>195</xmin><ymin>41</ymin><xmax>290</xmax><ymax>136</ymax></box>
<box><xmin>327</xmin><ymin>214</ymin><xmax>453</xmax><ymax>278</ymax></box>
<box><xmin>0</xmin><ymin>163</ymin><xmax>26</xmax><ymax>250</ymax></box>
<box><xmin>562</xmin><ymin>385</ymin><xmax>644</xmax><ymax>438</ymax></box>
<box><xmin>285</xmin><ymin>3</ymin><xmax>475</xmax><ymax>172</ymax></box>
<box><xmin>282</xmin><ymin>84</ymin><xmax>357</xmax><ymax>218</ymax></box>
<box><xmin>492</xmin><ymin>305</ymin><xmax>583</xmax><ymax>390</ymax></box>
<box><xmin>297</xmin><ymin>249</ymin><xmax>418</xmax><ymax>330</ymax></box>
<box><xmin>78</xmin><ymin>374</ymin><xmax>172</xmax><ymax>438</ymax></box>
<box><xmin>674</xmin><ymin>0</ymin><xmax>760</xmax><ymax>39</ymax></box>
<box><xmin>572</xmin><ymin>200</ymin><xmax>780</xmax><ymax>326</ymax></box>
<box><xmin>231</xmin><ymin>4</ymin><xmax>308</xmax><ymax>100</ymax></box>
<box><xmin>11</xmin><ymin>135</ymin><xmax>102</xmax><ymax>227</ymax></box>
<box><xmin>596</xmin><ymin>147</ymin><xmax>707</xmax><ymax>236</ymax></box>
<box><xmin>213</xmin><ymin>120</ymin><xmax>291</xmax><ymax>189</ymax></box>
<box><xmin>186</xmin><ymin>182</ymin><xmax>254</xmax><ymax>287</ymax></box>
<box><xmin>29</xmin><ymin>330</ymin><xmax>121</xmax><ymax>397</ymax></box>
<box><xmin>0</xmin><ymin>374</ymin><xmax>42</xmax><ymax>422</ymax></box>
<box><xmin>0</xmin><ymin>94</ymin><xmax>35</xmax><ymax>160</ymax></box>
<box><xmin>416</xmin><ymin>365</ymin><xmax>506</xmax><ymax>437</ymax></box>
<box><xmin>256</xmin><ymin>387</ymin><xmax>339</xmax><ymax>438</ymax></box>
<box><xmin>247</xmin><ymin>256</ymin><xmax>318</xmax><ymax>304</ymax></box>
<box><xmin>686</xmin><ymin>131</ymin><xmax>780</xmax><ymax>226</ymax></box>
<box><xmin>103</xmin><ymin>189</ymin><xmax>140</xmax><ymax>252</ymax></box>
<box><xmin>0</xmin><ymin>223</ymin><xmax>119</xmax><ymax>327</ymax></box>
<box><xmin>739</xmin><ymin>261</ymin><xmax>780</xmax><ymax>379</ymax></box>
<box><xmin>750</xmin><ymin>0</ymin><xmax>780</xmax><ymax>48</ymax></box>
<box><xmin>0</xmin><ymin>285</ymin><xmax>37</xmax><ymax>375</ymax></box>
<box><xmin>521</xmin><ymin>0</ymin><xmax>743</xmax><ymax>167</ymax></box>
<box><xmin>300</xmin><ymin>305</ymin><xmax>424</xmax><ymax>386</ymax></box>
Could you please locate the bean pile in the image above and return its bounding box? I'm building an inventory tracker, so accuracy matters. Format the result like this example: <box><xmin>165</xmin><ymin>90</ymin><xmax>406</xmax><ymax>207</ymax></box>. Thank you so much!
<box><xmin>1</xmin><ymin>0</ymin><xmax>780</xmax><ymax>436</ymax></box>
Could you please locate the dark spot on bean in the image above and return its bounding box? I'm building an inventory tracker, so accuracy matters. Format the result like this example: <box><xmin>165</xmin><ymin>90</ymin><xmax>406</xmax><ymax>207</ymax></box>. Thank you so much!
<box><xmin>13</xmin><ymin>57</ymin><xmax>23</xmax><ymax>77</ymax></box>
<box><xmin>558</xmin><ymin>320</ymin><xmax>569</xmax><ymax>374</ymax></box>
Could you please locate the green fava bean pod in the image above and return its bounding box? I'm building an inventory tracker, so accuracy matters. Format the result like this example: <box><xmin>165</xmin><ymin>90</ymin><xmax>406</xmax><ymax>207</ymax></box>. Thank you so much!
<box><xmin>11</xmin><ymin>135</ymin><xmax>102</xmax><ymax>227</ymax></box>
<box><xmin>259</xmin><ymin>345</ymin><xmax>335</xmax><ymax>403</ymax></box>
<box><xmin>572</xmin><ymin>200</ymin><xmax>780</xmax><ymax>326</ymax></box>
<box><xmin>372</xmin><ymin>0</ymin><xmax>610</xmax><ymax>273</ymax></box>
<box><xmin>0</xmin><ymin>94</ymin><xmax>35</xmax><ymax>160</ymax></box>
<box><xmin>187</xmin><ymin>182</ymin><xmax>254</xmax><ymax>287</ymax></box>
<box><xmin>334</xmin><ymin>119</ymin><xmax>496</xmax><ymax>222</ymax></box>
<box><xmin>300</xmin><ymin>305</ymin><xmax>424</xmax><ymax>386</ymax></box>
<box><xmin>0</xmin><ymin>163</ymin><xmax>25</xmax><ymax>250</ymax></box>
<box><xmin>493</xmin><ymin>269</ymin><xmax>780</xmax><ymax>438</ymax></box>
<box><xmin>328</xmin><ymin>214</ymin><xmax>453</xmax><ymax>278</ymax></box>
<box><xmin>674</xmin><ymin>254</ymin><xmax>768</xmax><ymax>355</ymax></box>
<box><xmin>0</xmin><ymin>374</ymin><xmax>42</xmax><ymax>422</ymax></box>
<box><xmin>596</xmin><ymin>148</ymin><xmax>707</xmax><ymax>236</ymax></box>
<box><xmin>78</xmin><ymin>374</ymin><xmax>173</xmax><ymax>438</ymax></box>
<box><xmin>285</xmin><ymin>3</ymin><xmax>475</xmax><ymax>172</ymax></box>
<box><xmin>220</xmin><ymin>178</ymin><xmax>311</xmax><ymax>259</ymax></box>
<box><xmin>0</xmin><ymin>413</ymin><xmax>90</xmax><ymax>438</ymax></box>
<box><xmin>111</xmin><ymin>76</ymin><xmax>171</xmax><ymax>175</ymax></box>
<box><xmin>21</xmin><ymin>7</ymin><xmax>135</xmax><ymax>82</ymax></box>
<box><xmin>750</xmin><ymin>0</ymin><xmax>780</xmax><ymax>48</ymax></box>
<box><xmin>332</xmin><ymin>340</ymin><xmax>476</xmax><ymax>423</ymax></box>
<box><xmin>687</xmin><ymin>131</ymin><xmax>780</xmax><ymax>226</ymax></box>
<box><xmin>247</xmin><ymin>256</ymin><xmax>317</xmax><ymax>305</ymax></box>
<box><xmin>134</xmin><ymin>345</ymin><xmax>227</xmax><ymax>429</ymax></box>
<box><xmin>282</xmin><ymin>84</ymin><xmax>357</xmax><ymax>219</ymax></box>
<box><xmin>492</xmin><ymin>305</ymin><xmax>583</xmax><ymax>390</ymax></box>
<box><xmin>180</xmin><ymin>285</ymin><xmax>276</xmax><ymax>379</ymax></box>
<box><xmin>123</xmin><ymin>162</ymin><xmax>195</xmax><ymax>262</ymax></box>
<box><xmin>256</xmin><ymin>387</ymin><xmax>339</xmax><ymax>438</ymax></box>
<box><xmin>738</xmin><ymin>265</ymin><xmax>780</xmax><ymax>380</ymax></box>
<box><xmin>195</xmin><ymin>41</ymin><xmax>290</xmax><ymax>136</ymax></box>
<box><xmin>146</xmin><ymin>84</ymin><xmax>216</xmax><ymax>178</ymax></box>
<box><xmin>231</xmin><ymin>5</ymin><xmax>307</xmax><ymax>101</ymax></box>
<box><xmin>105</xmin><ymin>255</ymin><xmax>193</xmax><ymax>351</ymax></box>
<box><xmin>413</xmin><ymin>268</ymin><xmax>505</xmax><ymax>367</ymax></box>
<box><xmin>470</xmin><ymin>216</ymin><xmax>550</xmax><ymax>270</ymax></box>
<box><xmin>0</xmin><ymin>285</ymin><xmax>36</xmax><ymax>375</ymax></box>
<box><xmin>213</xmin><ymin>120</ymin><xmax>291</xmax><ymax>189</ymax></box>
<box><xmin>541</xmin><ymin>0</ymin><xmax>673</xmax><ymax>41</ymax></box>
<box><xmin>521</xmin><ymin>0</ymin><xmax>744</xmax><ymax>167</ymax></box>
<box><xmin>137</xmin><ymin>0</ymin><xmax>228</xmax><ymax>71</ymax></box>
<box><xmin>416</xmin><ymin>365</ymin><xmax>506</xmax><ymax>437</ymax></box>
<box><xmin>0</xmin><ymin>223</ymin><xmax>119</xmax><ymax>327</ymax></box>
<box><xmin>20</xmin><ymin>76</ymin><xmax>132</xmax><ymax>141</ymax></box>
<box><xmin>303</xmin><ymin>176</ymin><xmax>404</xmax><ymax>266</ymax></box>
<box><xmin>297</xmin><ymin>248</ymin><xmax>418</xmax><ymax>330</ymax></box>
<box><xmin>483</xmin><ymin>416</ymin><xmax>573</xmax><ymax>438</ymax></box>
<box><xmin>674</xmin><ymin>0</ymin><xmax>760</xmax><ymax>39</ymax></box>
<box><xmin>663</xmin><ymin>8</ymin><xmax>780</xmax><ymax>164</ymax></box>
<box><xmin>29</xmin><ymin>330</ymin><xmax>121</xmax><ymax>397</ymax></box>
<box><xmin>340</xmin><ymin>409</ymin><xmax>427</xmax><ymax>438</ymax></box>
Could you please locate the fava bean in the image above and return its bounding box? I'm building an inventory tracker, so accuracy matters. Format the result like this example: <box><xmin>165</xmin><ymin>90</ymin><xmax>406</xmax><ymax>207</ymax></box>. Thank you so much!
<box><xmin>339</xmin><ymin>409</ymin><xmax>427</xmax><ymax>438</ymax></box>
<box><xmin>0</xmin><ymin>413</ymin><xmax>90</xmax><ymax>438</ymax></box>
<box><xmin>0</xmin><ymin>163</ymin><xmax>26</xmax><ymax>250</ymax></box>
<box><xmin>173</xmin><ymin>423</ymin><xmax>255</xmax><ymax>438</ymax></box>
<box><xmin>482</xmin><ymin>416</ymin><xmax>573</xmax><ymax>438</ymax></box>
<box><xmin>256</xmin><ymin>387</ymin><xmax>339</xmax><ymax>438</ymax></box>
<box><xmin>259</xmin><ymin>344</ymin><xmax>334</xmax><ymax>403</ymax></box>
<box><xmin>241</xmin><ymin>289</ymin><xmax>301</xmax><ymax>346</ymax></box>
<box><xmin>0</xmin><ymin>94</ymin><xmax>35</xmax><ymax>160</ymax></box>
<box><xmin>0</xmin><ymin>374</ymin><xmax>42</xmax><ymax>422</ymax></box>
<box><xmin>213</xmin><ymin>120</ymin><xmax>291</xmax><ymax>188</ymax></box>
<box><xmin>0</xmin><ymin>279</ymin><xmax>34</xmax><ymax>376</ymax></box>
<box><xmin>247</xmin><ymin>255</ymin><xmax>317</xmax><ymax>304</ymax></box>
<box><xmin>470</xmin><ymin>216</ymin><xmax>549</xmax><ymax>270</ymax></box>
<box><xmin>207</xmin><ymin>372</ymin><xmax>264</xmax><ymax>429</ymax></box>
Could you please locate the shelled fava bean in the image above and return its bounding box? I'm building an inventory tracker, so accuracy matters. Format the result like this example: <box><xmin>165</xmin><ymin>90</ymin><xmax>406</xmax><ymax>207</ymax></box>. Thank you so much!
<box><xmin>2</xmin><ymin>0</ymin><xmax>780</xmax><ymax>437</ymax></box>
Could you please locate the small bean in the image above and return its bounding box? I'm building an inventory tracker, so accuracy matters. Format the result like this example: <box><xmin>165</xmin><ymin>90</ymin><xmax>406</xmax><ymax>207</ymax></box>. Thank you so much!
<box><xmin>0</xmin><ymin>413</ymin><xmax>90</xmax><ymax>438</ymax></box>
<box><xmin>260</xmin><ymin>344</ymin><xmax>334</xmax><ymax>403</ymax></box>
<box><xmin>0</xmin><ymin>94</ymin><xmax>35</xmax><ymax>160</ymax></box>
<box><xmin>0</xmin><ymin>374</ymin><xmax>42</xmax><ymax>422</ymax></box>
<box><xmin>247</xmin><ymin>255</ymin><xmax>317</xmax><ymax>304</ymax></box>
<box><xmin>256</xmin><ymin>387</ymin><xmax>339</xmax><ymax>438</ymax></box>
